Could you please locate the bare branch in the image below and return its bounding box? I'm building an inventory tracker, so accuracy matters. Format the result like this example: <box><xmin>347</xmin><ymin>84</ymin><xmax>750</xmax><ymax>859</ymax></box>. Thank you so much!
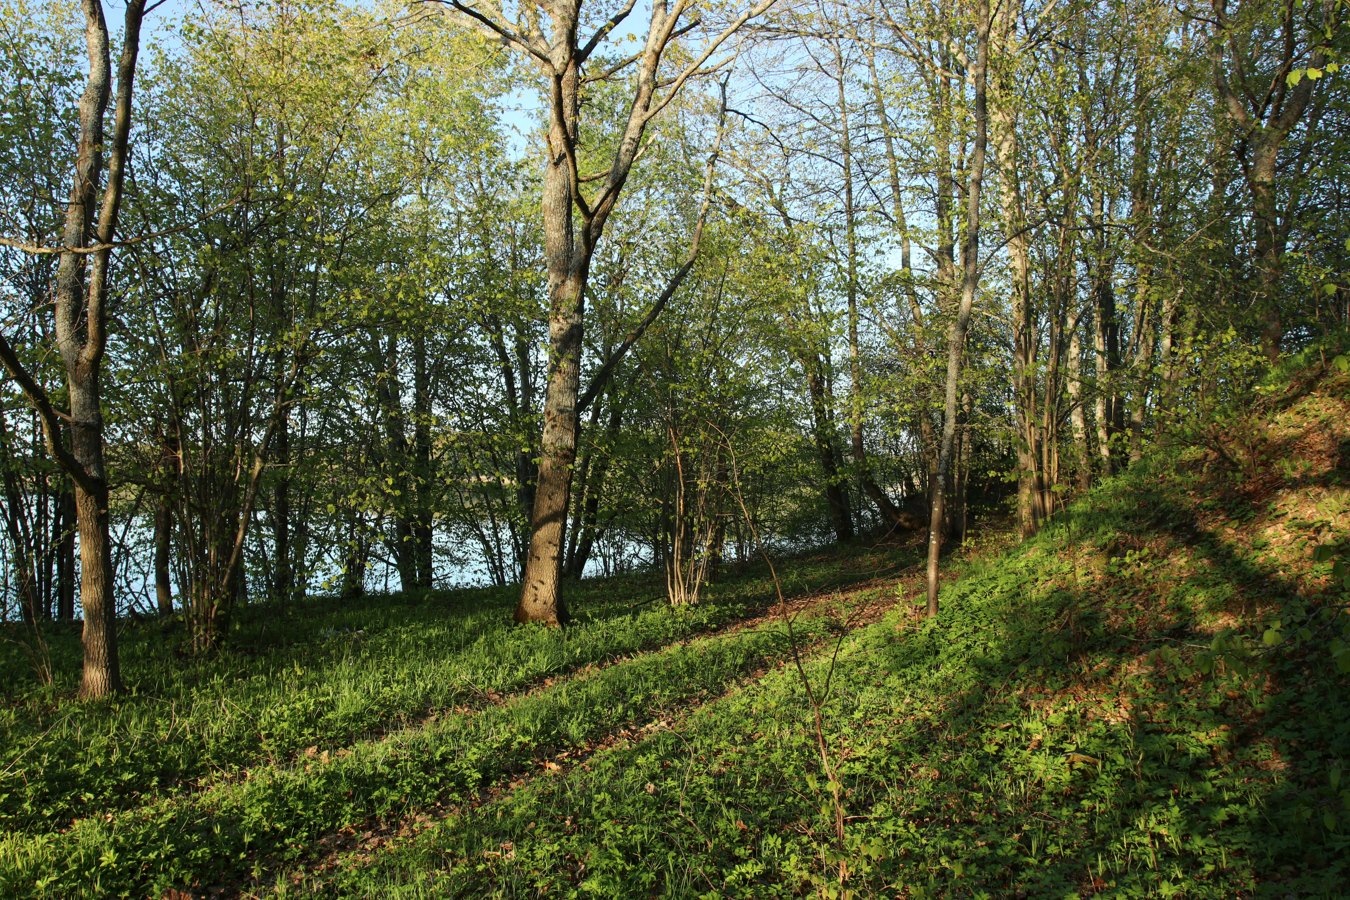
<box><xmin>583</xmin><ymin>48</ymin><xmax>643</xmax><ymax>82</ymax></box>
<box><xmin>0</xmin><ymin>333</ymin><xmax>95</xmax><ymax>494</ymax></box>
<box><xmin>580</xmin><ymin>0</ymin><xmax>638</xmax><ymax>62</ymax></box>
<box><xmin>643</xmin><ymin>0</ymin><xmax>778</xmax><ymax>125</ymax></box>
<box><xmin>0</xmin><ymin>197</ymin><xmax>239</xmax><ymax>256</ymax></box>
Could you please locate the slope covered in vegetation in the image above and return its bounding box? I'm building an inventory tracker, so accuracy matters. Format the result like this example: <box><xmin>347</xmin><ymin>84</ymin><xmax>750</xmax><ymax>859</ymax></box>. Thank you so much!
<box><xmin>0</xmin><ymin>541</ymin><xmax>921</xmax><ymax>896</ymax></box>
<box><xmin>1</xmin><ymin>349</ymin><xmax>1347</xmax><ymax>897</ymax></box>
<box><xmin>298</xmin><ymin>350</ymin><xmax>1350</xmax><ymax>897</ymax></box>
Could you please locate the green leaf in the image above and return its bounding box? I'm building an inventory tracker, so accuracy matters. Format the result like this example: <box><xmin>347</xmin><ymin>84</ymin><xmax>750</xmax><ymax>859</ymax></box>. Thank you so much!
<box><xmin>1263</xmin><ymin>627</ymin><xmax>1283</xmax><ymax>647</ymax></box>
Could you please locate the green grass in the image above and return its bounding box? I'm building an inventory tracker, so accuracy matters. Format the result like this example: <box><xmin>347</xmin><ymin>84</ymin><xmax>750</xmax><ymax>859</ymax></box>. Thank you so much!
<box><xmin>290</xmin><ymin>359</ymin><xmax>1350</xmax><ymax>898</ymax></box>
<box><xmin>0</xmin><ymin>541</ymin><xmax>917</xmax><ymax>897</ymax></box>
<box><xmin>4</xmin><ymin>351</ymin><xmax>1348</xmax><ymax>898</ymax></box>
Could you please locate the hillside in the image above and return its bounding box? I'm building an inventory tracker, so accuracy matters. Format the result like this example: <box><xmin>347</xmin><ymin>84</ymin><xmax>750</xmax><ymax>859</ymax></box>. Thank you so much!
<box><xmin>1</xmin><ymin>350</ymin><xmax>1348</xmax><ymax>897</ymax></box>
<box><xmin>300</xmin><ymin>352</ymin><xmax>1350</xmax><ymax>897</ymax></box>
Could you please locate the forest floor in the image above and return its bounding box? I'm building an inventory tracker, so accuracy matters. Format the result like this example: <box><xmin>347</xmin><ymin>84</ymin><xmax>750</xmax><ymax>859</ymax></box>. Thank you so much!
<box><xmin>2</xmin><ymin>346</ymin><xmax>1349</xmax><ymax>898</ymax></box>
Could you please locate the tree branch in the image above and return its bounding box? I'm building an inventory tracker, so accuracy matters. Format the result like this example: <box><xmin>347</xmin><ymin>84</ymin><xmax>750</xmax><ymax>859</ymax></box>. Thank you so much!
<box><xmin>441</xmin><ymin>0</ymin><xmax>551</xmax><ymax>65</ymax></box>
<box><xmin>580</xmin><ymin>0</ymin><xmax>638</xmax><ymax>62</ymax></box>
<box><xmin>550</xmin><ymin>70</ymin><xmax>594</xmax><ymax>222</ymax></box>
<box><xmin>579</xmin><ymin>78</ymin><xmax>731</xmax><ymax>412</ymax></box>
<box><xmin>0</xmin><ymin>197</ymin><xmax>239</xmax><ymax>256</ymax></box>
<box><xmin>643</xmin><ymin>0</ymin><xmax>777</xmax><ymax>125</ymax></box>
<box><xmin>0</xmin><ymin>333</ymin><xmax>95</xmax><ymax>494</ymax></box>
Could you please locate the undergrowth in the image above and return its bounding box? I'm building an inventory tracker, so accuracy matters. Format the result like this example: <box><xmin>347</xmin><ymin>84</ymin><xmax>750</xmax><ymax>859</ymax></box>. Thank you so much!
<box><xmin>3</xmin><ymin>346</ymin><xmax>1347</xmax><ymax>898</ymax></box>
<box><xmin>0</xmin><ymin>541</ymin><xmax>915</xmax><ymax>897</ymax></box>
<box><xmin>302</xmin><ymin>347</ymin><xmax>1350</xmax><ymax>897</ymax></box>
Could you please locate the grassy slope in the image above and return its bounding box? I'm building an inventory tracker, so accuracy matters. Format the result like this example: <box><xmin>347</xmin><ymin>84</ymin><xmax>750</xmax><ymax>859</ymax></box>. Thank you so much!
<box><xmin>2</xmin><ymin>351</ymin><xmax>1347</xmax><ymax>898</ymax></box>
<box><xmin>311</xmin><ymin>354</ymin><xmax>1350</xmax><ymax>898</ymax></box>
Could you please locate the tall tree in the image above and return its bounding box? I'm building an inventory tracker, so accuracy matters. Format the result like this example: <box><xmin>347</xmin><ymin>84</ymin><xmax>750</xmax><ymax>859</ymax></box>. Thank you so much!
<box><xmin>439</xmin><ymin>0</ymin><xmax>770</xmax><ymax>625</ymax></box>
<box><xmin>925</xmin><ymin>0</ymin><xmax>989</xmax><ymax>616</ymax></box>
<box><xmin>1210</xmin><ymin>0</ymin><xmax>1343</xmax><ymax>360</ymax></box>
<box><xmin>0</xmin><ymin>0</ymin><xmax>146</xmax><ymax>697</ymax></box>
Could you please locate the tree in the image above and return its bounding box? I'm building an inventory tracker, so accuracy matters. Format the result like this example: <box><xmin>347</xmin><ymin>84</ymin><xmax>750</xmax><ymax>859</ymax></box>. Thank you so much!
<box><xmin>0</xmin><ymin>0</ymin><xmax>83</xmax><ymax>643</ymax></box>
<box><xmin>0</xmin><ymin>0</ymin><xmax>147</xmax><ymax>698</ymax></box>
<box><xmin>436</xmin><ymin>0</ymin><xmax>772</xmax><ymax>625</ymax></box>
<box><xmin>120</xmin><ymin>0</ymin><xmax>495</xmax><ymax>646</ymax></box>
<box><xmin>925</xmin><ymin>0</ymin><xmax>989</xmax><ymax>616</ymax></box>
<box><xmin>1210</xmin><ymin>0</ymin><xmax>1344</xmax><ymax>361</ymax></box>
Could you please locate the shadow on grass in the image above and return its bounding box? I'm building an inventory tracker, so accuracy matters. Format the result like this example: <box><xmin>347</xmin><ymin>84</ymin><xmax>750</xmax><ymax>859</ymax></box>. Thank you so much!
<box><xmin>849</xmin><ymin>468</ymin><xmax>1348</xmax><ymax>897</ymax></box>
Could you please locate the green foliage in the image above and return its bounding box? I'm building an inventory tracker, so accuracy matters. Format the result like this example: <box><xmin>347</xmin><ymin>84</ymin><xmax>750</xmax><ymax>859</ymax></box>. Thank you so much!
<box><xmin>308</xmin><ymin>363</ymin><xmax>1348</xmax><ymax>897</ymax></box>
<box><xmin>2</xmin><ymin>359</ymin><xmax>1348</xmax><ymax>897</ymax></box>
<box><xmin>0</xmin><ymin>545</ymin><xmax>913</xmax><ymax>896</ymax></box>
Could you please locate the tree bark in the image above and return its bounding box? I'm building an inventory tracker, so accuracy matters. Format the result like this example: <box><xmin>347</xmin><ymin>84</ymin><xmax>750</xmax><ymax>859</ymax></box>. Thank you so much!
<box><xmin>832</xmin><ymin>36</ymin><xmax>904</xmax><ymax>530</ymax></box>
<box><xmin>987</xmin><ymin>0</ymin><xmax>1043</xmax><ymax>538</ymax></box>
<box><xmin>1068</xmin><ymin>327</ymin><xmax>1092</xmax><ymax>492</ymax></box>
<box><xmin>799</xmin><ymin>353</ymin><xmax>853</xmax><ymax>543</ymax></box>
<box><xmin>926</xmin><ymin>0</ymin><xmax>988</xmax><ymax>617</ymax></box>
<box><xmin>72</xmin><ymin>443</ymin><xmax>118</xmax><ymax>697</ymax></box>
<box><xmin>56</xmin><ymin>486</ymin><xmax>75</xmax><ymax>621</ymax></box>
<box><xmin>154</xmin><ymin>496</ymin><xmax>173</xmax><ymax>616</ymax></box>
<box><xmin>1249</xmin><ymin>137</ymin><xmax>1284</xmax><ymax>361</ymax></box>
<box><xmin>1089</xmin><ymin>180</ymin><xmax>1121</xmax><ymax>477</ymax></box>
<box><xmin>516</xmin><ymin>51</ymin><xmax>588</xmax><ymax>624</ymax></box>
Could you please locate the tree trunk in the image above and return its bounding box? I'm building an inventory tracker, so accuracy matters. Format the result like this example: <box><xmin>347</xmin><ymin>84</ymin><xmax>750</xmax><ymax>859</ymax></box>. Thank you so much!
<box><xmin>1250</xmin><ymin>138</ymin><xmax>1283</xmax><ymax>362</ymax></box>
<box><xmin>517</xmin><ymin>309</ymin><xmax>583</xmax><ymax>624</ymax></box>
<box><xmin>72</xmin><ymin>415</ymin><xmax>119</xmax><ymax>698</ymax></box>
<box><xmin>990</xmin><ymin>0</ymin><xmax>1041</xmax><ymax>540</ymax></box>
<box><xmin>566</xmin><ymin>395</ymin><xmax>621</xmax><ymax>579</ymax></box>
<box><xmin>805</xmin><ymin>360</ymin><xmax>854</xmax><ymax>543</ymax></box>
<box><xmin>411</xmin><ymin>329</ymin><xmax>434</xmax><ymax>588</ymax></box>
<box><xmin>926</xmin><ymin>0</ymin><xmax>988</xmax><ymax>617</ymax></box>
<box><xmin>1068</xmin><ymin>328</ymin><xmax>1092</xmax><ymax>491</ymax></box>
<box><xmin>154</xmin><ymin>419</ymin><xmax>176</xmax><ymax>615</ymax></box>
<box><xmin>1158</xmin><ymin>287</ymin><xmax>1182</xmax><ymax>412</ymax></box>
<box><xmin>953</xmin><ymin>393</ymin><xmax>973</xmax><ymax>542</ymax></box>
<box><xmin>341</xmin><ymin>509</ymin><xmax>368</xmax><ymax>600</ymax></box>
<box><xmin>378</xmin><ymin>333</ymin><xmax>419</xmax><ymax>592</ymax></box>
<box><xmin>1128</xmin><ymin>288</ymin><xmax>1155</xmax><ymax>464</ymax></box>
<box><xmin>997</xmin><ymin>131</ymin><xmax>1039</xmax><ymax>537</ymax></box>
<box><xmin>516</xmin><ymin>82</ymin><xmax>588</xmax><ymax>623</ymax></box>
<box><xmin>56</xmin><ymin>486</ymin><xmax>75</xmax><ymax>621</ymax></box>
<box><xmin>1038</xmin><ymin>310</ymin><xmax>1064</xmax><ymax>516</ymax></box>
<box><xmin>272</xmin><ymin>391</ymin><xmax>292</xmax><ymax>603</ymax></box>
<box><xmin>154</xmin><ymin>496</ymin><xmax>173</xmax><ymax>615</ymax></box>
<box><xmin>1090</xmin><ymin>184</ymin><xmax>1121</xmax><ymax>477</ymax></box>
